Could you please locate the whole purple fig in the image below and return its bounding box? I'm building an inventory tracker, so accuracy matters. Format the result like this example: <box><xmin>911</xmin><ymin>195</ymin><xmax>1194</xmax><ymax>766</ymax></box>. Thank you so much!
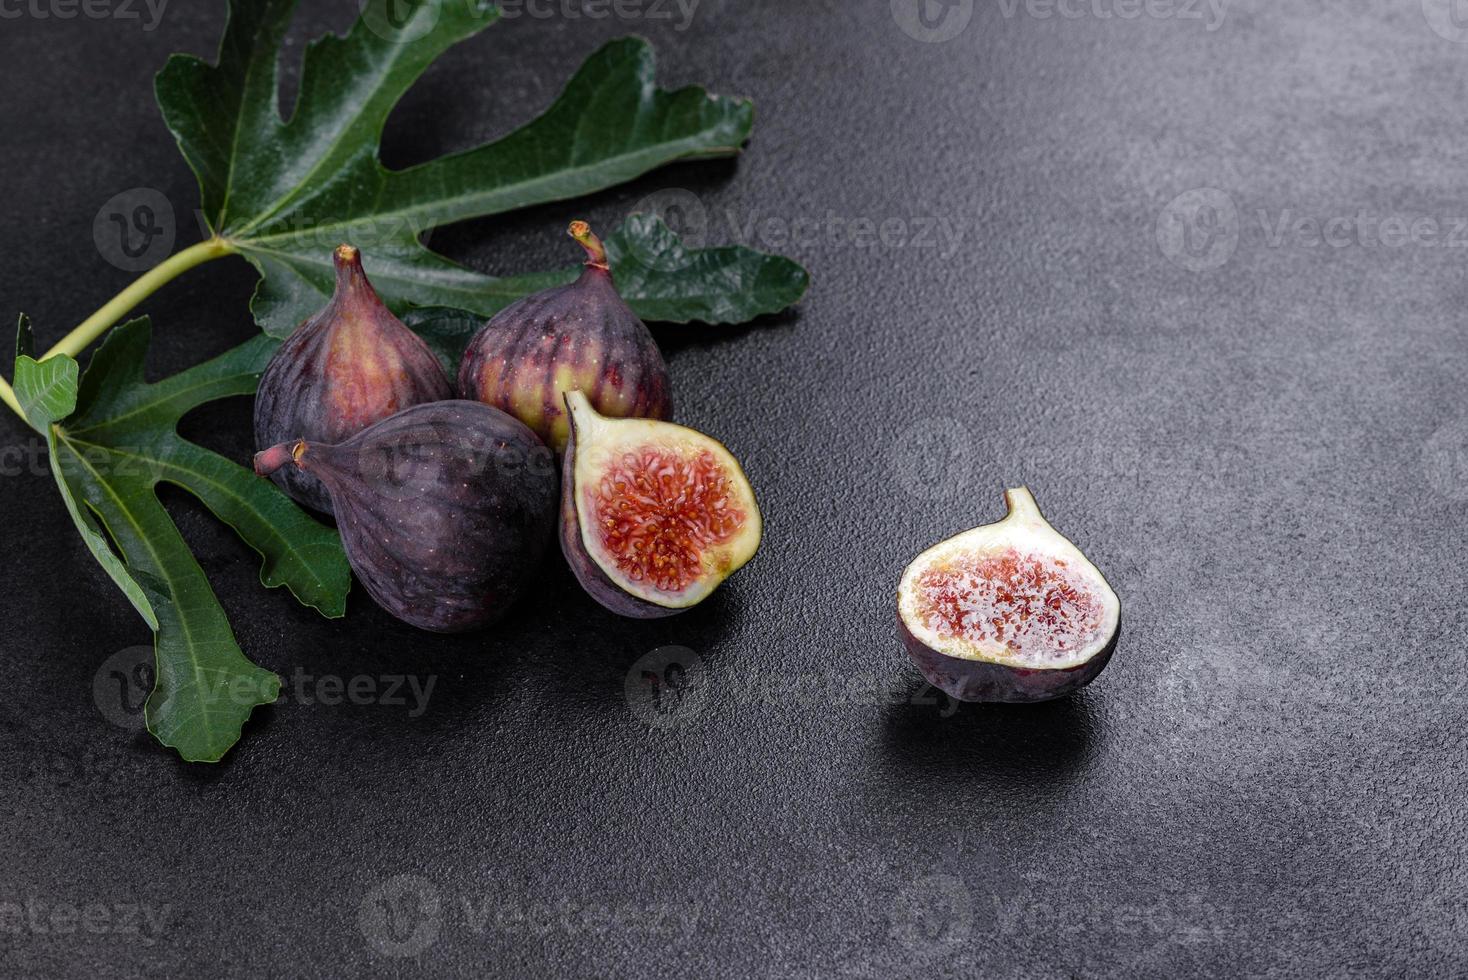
<box><xmin>254</xmin><ymin>401</ymin><xmax>557</xmax><ymax>633</ymax></box>
<box><xmin>458</xmin><ymin>221</ymin><xmax>672</xmax><ymax>453</ymax></box>
<box><xmin>254</xmin><ymin>244</ymin><xmax>453</xmax><ymax>514</ymax></box>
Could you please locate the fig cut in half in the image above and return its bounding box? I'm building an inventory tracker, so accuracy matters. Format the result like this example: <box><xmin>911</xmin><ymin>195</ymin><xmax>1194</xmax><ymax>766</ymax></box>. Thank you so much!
<box><xmin>898</xmin><ymin>488</ymin><xmax>1120</xmax><ymax>703</ymax></box>
<box><xmin>560</xmin><ymin>390</ymin><xmax>761</xmax><ymax>618</ymax></box>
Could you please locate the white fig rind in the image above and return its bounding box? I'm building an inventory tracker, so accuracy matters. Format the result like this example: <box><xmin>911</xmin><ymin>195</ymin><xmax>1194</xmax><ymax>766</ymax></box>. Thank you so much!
<box><xmin>898</xmin><ymin>488</ymin><xmax>1120</xmax><ymax>702</ymax></box>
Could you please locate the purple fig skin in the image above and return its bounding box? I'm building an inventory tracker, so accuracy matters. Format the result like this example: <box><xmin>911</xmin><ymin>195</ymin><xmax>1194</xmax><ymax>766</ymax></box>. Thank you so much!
<box><xmin>458</xmin><ymin>221</ymin><xmax>672</xmax><ymax>454</ymax></box>
<box><xmin>900</xmin><ymin>617</ymin><xmax>1119</xmax><ymax>704</ymax></box>
<box><xmin>557</xmin><ymin>398</ymin><xmax>679</xmax><ymax>619</ymax></box>
<box><xmin>254</xmin><ymin>244</ymin><xmax>453</xmax><ymax>514</ymax></box>
<box><xmin>254</xmin><ymin>400</ymin><xmax>557</xmax><ymax>633</ymax></box>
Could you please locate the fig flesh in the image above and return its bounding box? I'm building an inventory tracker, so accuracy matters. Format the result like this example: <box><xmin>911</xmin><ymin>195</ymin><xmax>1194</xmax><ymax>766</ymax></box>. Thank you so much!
<box><xmin>254</xmin><ymin>244</ymin><xmax>453</xmax><ymax>514</ymax></box>
<box><xmin>458</xmin><ymin>221</ymin><xmax>672</xmax><ymax>453</ymax></box>
<box><xmin>254</xmin><ymin>400</ymin><xmax>557</xmax><ymax>633</ymax></box>
<box><xmin>559</xmin><ymin>390</ymin><xmax>761</xmax><ymax>618</ymax></box>
<box><xmin>897</xmin><ymin>488</ymin><xmax>1120</xmax><ymax>703</ymax></box>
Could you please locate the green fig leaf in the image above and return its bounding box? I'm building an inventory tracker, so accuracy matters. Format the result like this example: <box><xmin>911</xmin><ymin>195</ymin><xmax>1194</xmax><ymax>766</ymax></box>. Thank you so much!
<box><xmin>16</xmin><ymin>313</ymin><xmax>35</xmax><ymax>361</ymax></box>
<box><xmin>156</xmin><ymin>0</ymin><xmax>803</xmax><ymax>336</ymax></box>
<box><xmin>19</xmin><ymin>320</ymin><xmax>351</xmax><ymax>761</ymax></box>
<box><xmin>13</xmin><ymin>327</ymin><xmax>79</xmax><ymax>435</ymax></box>
<box><xmin>13</xmin><ymin>318</ymin><xmax>156</xmax><ymax>629</ymax></box>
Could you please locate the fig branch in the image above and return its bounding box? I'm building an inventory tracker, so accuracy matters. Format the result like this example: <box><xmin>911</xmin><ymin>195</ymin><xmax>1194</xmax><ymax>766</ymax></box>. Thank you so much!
<box><xmin>0</xmin><ymin>376</ymin><xmax>19</xmax><ymax>418</ymax></box>
<box><xmin>0</xmin><ymin>237</ymin><xmax>234</xmax><ymax>425</ymax></box>
<box><xmin>55</xmin><ymin>238</ymin><xmax>235</xmax><ymax>360</ymax></box>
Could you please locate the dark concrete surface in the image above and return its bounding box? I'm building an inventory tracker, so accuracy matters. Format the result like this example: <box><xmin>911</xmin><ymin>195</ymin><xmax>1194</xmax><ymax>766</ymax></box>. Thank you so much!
<box><xmin>1</xmin><ymin>1</ymin><xmax>1465</xmax><ymax>976</ymax></box>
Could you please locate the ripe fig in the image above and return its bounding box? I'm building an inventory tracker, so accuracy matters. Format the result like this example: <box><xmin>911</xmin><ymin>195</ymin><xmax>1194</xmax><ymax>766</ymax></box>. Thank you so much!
<box><xmin>254</xmin><ymin>400</ymin><xmax>557</xmax><ymax>633</ymax></box>
<box><xmin>897</xmin><ymin>488</ymin><xmax>1120</xmax><ymax>703</ymax></box>
<box><xmin>559</xmin><ymin>390</ymin><xmax>761</xmax><ymax>618</ymax></box>
<box><xmin>254</xmin><ymin>244</ymin><xmax>453</xmax><ymax>514</ymax></box>
<box><xmin>458</xmin><ymin>221</ymin><xmax>672</xmax><ymax>453</ymax></box>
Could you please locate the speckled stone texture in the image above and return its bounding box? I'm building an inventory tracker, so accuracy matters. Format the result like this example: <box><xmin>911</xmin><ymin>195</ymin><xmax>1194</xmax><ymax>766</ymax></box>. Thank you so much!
<box><xmin>0</xmin><ymin>1</ymin><xmax>1463</xmax><ymax>976</ymax></box>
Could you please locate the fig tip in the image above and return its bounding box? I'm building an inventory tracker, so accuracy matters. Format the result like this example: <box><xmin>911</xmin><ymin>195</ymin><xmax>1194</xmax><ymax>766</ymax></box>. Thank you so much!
<box><xmin>1003</xmin><ymin>486</ymin><xmax>1042</xmax><ymax>521</ymax></box>
<box><xmin>254</xmin><ymin>440</ymin><xmax>307</xmax><ymax>478</ymax></box>
<box><xmin>567</xmin><ymin>221</ymin><xmax>608</xmax><ymax>269</ymax></box>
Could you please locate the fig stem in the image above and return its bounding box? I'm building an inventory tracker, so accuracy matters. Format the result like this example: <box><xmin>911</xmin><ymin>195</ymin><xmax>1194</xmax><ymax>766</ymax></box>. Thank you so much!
<box><xmin>45</xmin><ymin>237</ymin><xmax>236</xmax><ymax>362</ymax></box>
<box><xmin>1004</xmin><ymin>486</ymin><xmax>1043</xmax><ymax>522</ymax></box>
<box><xmin>567</xmin><ymin>221</ymin><xmax>609</xmax><ymax>270</ymax></box>
<box><xmin>334</xmin><ymin>244</ymin><xmax>368</xmax><ymax>289</ymax></box>
<box><xmin>0</xmin><ymin>237</ymin><xmax>235</xmax><ymax>427</ymax></box>
<box><xmin>253</xmin><ymin>440</ymin><xmax>306</xmax><ymax>478</ymax></box>
<box><xmin>0</xmin><ymin>376</ymin><xmax>21</xmax><ymax>422</ymax></box>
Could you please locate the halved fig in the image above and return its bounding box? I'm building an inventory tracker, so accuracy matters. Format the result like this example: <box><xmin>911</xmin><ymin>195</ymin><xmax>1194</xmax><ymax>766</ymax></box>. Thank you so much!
<box><xmin>897</xmin><ymin>488</ymin><xmax>1120</xmax><ymax>703</ymax></box>
<box><xmin>560</xmin><ymin>390</ymin><xmax>761</xmax><ymax>618</ymax></box>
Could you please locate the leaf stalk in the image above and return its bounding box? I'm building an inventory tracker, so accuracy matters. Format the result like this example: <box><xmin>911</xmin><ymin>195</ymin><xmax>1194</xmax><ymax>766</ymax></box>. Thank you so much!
<box><xmin>1</xmin><ymin>238</ymin><xmax>235</xmax><ymax>425</ymax></box>
<box><xmin>0</xmin><ymin>375</ymin><xmax>20</xmax><ymax>419</ymax></box>
<box><xmin>46</xmin><ymin>237</ymin><xmax>236</xmax><ymax>361</ymax></box>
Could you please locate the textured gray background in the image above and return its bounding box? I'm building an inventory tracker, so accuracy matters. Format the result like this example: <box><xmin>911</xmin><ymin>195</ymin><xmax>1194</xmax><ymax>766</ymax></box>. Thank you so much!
<box><xmin>1</xmin><ymin>0</ymin><xmax>1465</xmax><ymax>976</ymax></box>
